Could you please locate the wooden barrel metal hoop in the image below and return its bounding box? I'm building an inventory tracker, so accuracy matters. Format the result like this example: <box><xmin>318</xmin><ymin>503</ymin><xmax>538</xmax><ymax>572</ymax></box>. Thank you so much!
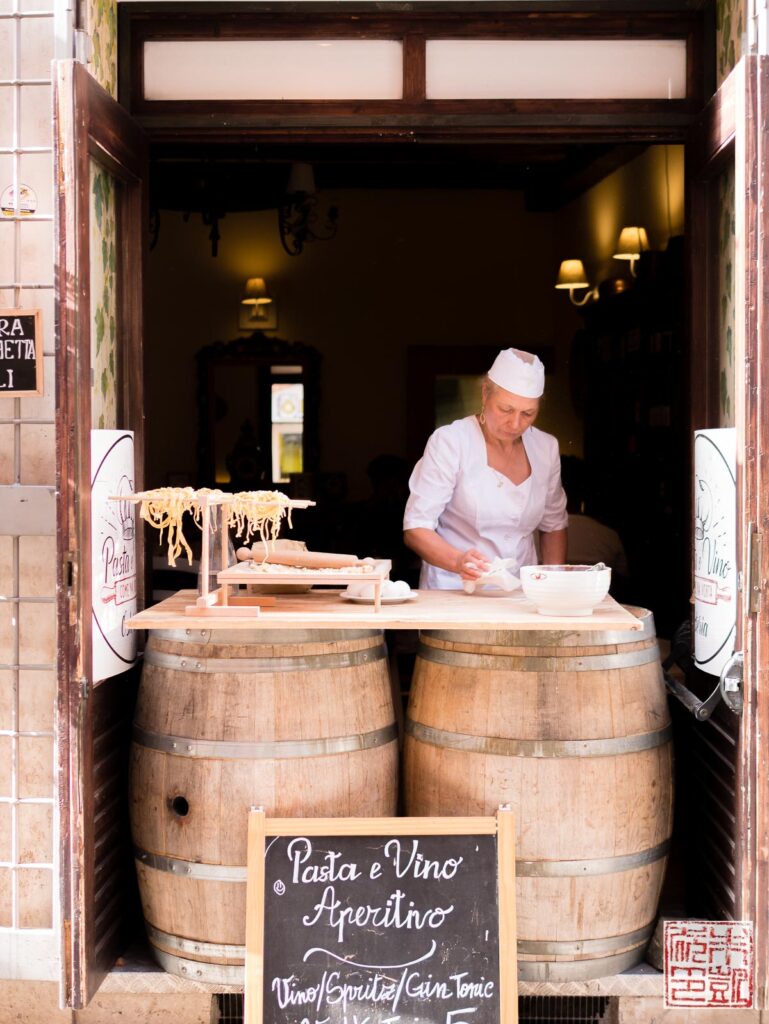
<box><xmin>129</xmin><ymin>628</ymin><xmax>398</xmax><ymax>984</ymax></box>
<box><xmin>403</xmin><ymin>607</ymin><xmax>673</xmax><ymax>981</ymax></box>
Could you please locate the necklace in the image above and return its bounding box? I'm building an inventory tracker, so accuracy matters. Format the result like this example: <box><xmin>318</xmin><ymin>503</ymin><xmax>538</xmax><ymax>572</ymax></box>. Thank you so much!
<box><xmin>480</xmin><ymin>421</ymin><xmax>526</xmax><ymax>488</ymax></box>
<box><xmin>491</xmin><ymin>438</ymin><xmax>524</xmax><ymax>487</ymax></box>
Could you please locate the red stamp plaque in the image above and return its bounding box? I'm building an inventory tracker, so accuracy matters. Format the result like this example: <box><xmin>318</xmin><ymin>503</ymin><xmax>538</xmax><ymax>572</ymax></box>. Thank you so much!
<box><xmin>664</xmin><ymin>920</ymin><xmax>753</xmax><ymax>1008</ymax></box>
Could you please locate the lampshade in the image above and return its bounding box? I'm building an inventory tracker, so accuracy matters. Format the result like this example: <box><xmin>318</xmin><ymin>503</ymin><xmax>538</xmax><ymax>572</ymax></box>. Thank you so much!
<box><xmin>241</xmin><ymin>277</ymin><xmax>273</xmax><ymax>306</ymax></box>
<box><xmin>613</xmin><ymin>226</ymin><xmax>649</xmax><ymax>260</ymax></box>
<box><xmin>555</xmin><ymin>259</ymin><xmax>590</xmax><ymax>290</ymax></box>
<box><xmin>286</xmin><ymin>162</ymin><xmax>316</xmax><ymax>196</ymax></box>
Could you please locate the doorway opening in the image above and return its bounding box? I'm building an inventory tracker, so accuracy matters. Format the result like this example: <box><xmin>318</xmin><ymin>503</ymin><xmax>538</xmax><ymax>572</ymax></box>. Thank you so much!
<box><xmin>136</xmin><ymin>137</ymin><xmax>710</xmax><ymax>964</ymax></box>
<box><xmin>72</xmin><ymin>124</ymin><xmax>742</xmax><ymax>1005</ymax></box>
<box><xmin>57</xmin><ymin>2</ymin><xmax>765</xmax><ymax>1006</ymax></box>
<box><xmin>144</xmin><ymin>139</ymin><xmax>691</xmax><ymax>634</ymax></box>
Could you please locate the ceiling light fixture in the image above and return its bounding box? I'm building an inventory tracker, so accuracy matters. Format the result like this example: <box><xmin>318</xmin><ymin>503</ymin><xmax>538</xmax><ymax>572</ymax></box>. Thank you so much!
<box><xmin>278</xmin><ymin>162</ymin><xmax>339</xmax><ymax>257</ymax></box>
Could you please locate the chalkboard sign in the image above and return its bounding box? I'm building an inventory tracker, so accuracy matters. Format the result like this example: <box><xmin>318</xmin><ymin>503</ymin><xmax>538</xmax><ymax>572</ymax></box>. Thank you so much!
<box><xmin>0</xmin><ymin>309</ymin><xmax>43</xmax><ymax>397</ymax></box>
<box><xmin>245</xmin><ymin>814</ymin><xmax>517</xmax><ymax>1024</ymax></box>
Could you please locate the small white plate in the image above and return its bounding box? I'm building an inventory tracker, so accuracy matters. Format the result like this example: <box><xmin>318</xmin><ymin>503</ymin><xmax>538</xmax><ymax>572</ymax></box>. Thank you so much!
<box><xmin>342</xmin><ymin>593</ymin><xmax>419</xmax><ymax>605</ymax></box>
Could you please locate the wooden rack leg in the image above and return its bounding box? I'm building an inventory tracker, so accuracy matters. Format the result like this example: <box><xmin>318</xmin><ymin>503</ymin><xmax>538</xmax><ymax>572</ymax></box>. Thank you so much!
<box><xmin>199</xmin><ymin>499</ymin><xmax>211</xmax><ymax>600</ymax></box>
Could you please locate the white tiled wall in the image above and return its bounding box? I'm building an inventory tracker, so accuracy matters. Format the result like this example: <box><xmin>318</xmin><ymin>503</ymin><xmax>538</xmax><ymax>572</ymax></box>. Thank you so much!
<box><xmin>0</xmin><ymin>0</ymin><xmax>60</xmax><ymax>983</ymax></box>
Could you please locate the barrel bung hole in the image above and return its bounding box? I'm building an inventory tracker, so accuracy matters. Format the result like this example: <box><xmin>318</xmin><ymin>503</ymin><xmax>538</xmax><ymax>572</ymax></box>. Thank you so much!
<box><xmin>170</xmin><ymin>795</ymin><xmax>190</xmax><ymax>818</ymax></box>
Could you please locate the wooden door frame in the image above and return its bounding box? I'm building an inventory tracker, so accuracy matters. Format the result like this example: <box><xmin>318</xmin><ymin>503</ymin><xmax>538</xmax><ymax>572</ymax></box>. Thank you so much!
<box><xmin>685</xmin><ymin>64</ymin><xmax>740</xmax><ymax>930</ymax></box>
<box><xmin>65</xmin><ymin>5</ymin><xmax>769</xmax><ymax>1009</ymax></box>
<box><xmin>54</xmin><ymin>59</ymin><xmax>147</xmax><ymax>1007</ymax></box>
<box><xmin>688</xmin><ymin>54</ymin><xmax>769</xmax><ymax>1007</ymax></box>
<box><xmin>118</xmin><ymin>2</ymin><xmax>705</xmax><ymax>136</ymax></box>
<box><xmin>740</xmin><ymin>54</ymin><xmax>769</xmax><ymax>1010</ymax></box>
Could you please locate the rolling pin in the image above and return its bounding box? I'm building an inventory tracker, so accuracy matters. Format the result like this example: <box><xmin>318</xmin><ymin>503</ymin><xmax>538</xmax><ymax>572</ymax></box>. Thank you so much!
<box><xmin>253</xmin><ymin>549</ymin><xmax>363</xmax><ymax>569</ymax></box>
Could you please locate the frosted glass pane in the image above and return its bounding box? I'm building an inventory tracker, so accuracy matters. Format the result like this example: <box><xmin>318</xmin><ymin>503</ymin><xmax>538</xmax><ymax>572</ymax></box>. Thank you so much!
<box><xmin>426</xmin><ymin>39</ymin><xmax>687</xmax><ymax>100</ymax></box>
<box><xmin>143</xmin><ymin>40</ymin><xmax>403</xmax><ymax>100</ymax></box>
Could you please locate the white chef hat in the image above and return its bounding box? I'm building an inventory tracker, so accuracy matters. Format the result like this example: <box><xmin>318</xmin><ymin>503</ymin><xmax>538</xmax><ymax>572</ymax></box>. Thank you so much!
<box><xmin>487</xmin><ymin>348</ymin><xmax>545</xmax><ymax>399</ymax></box>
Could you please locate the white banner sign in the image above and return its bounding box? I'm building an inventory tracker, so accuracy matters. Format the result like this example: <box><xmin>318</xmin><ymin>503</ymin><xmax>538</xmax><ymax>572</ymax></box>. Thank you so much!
<box><xmin>91</xmin><ymin>430</ymin><xmax>137</xmax><ymax>681</ymax></box>
<box><xmin>693</xmin><ymin>428</ymin><xmax>737</xmax><ymax>677</ymax></box>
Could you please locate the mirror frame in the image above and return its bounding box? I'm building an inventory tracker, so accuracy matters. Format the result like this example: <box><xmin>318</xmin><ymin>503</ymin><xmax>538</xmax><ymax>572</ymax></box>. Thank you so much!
<box><xmin>196</xmin><ymin>332</ymin><xmax>321</xmax><ymax>488</ymax></box>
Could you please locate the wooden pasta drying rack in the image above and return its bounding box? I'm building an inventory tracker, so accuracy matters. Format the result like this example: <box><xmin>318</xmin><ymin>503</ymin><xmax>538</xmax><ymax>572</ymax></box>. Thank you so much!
<box><xmin>113</xmin><ymin>490</ymin><xmax>391</xmax><ymax>616</ymax></box>
<box><xmin>217</xmin><ymin>559</ymin><xmax>393</xmax><ymax>612</ymax></box>
<box><xmin>192</xmin><ymin>491</ymin><xmax>321</xmax><ymax>617</ymax></box>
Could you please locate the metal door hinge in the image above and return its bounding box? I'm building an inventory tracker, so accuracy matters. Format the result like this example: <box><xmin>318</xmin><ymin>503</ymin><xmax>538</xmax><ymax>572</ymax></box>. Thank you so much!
<box><xmin>74</xmin><ymin>30</ymin><xmax>92</xmax><ymax>65</ymax></box>
<box><xmin>664</xmin><ymin>650</ymin><xmax>744</xmax><ymax>720</ymax></box>
<box><xmin>720</xmin><ymin>651</ymin><xmax>744</xmax><ymax>715</ymax></box>
<box><xmin>752</xmin><ymin>0</ymin><xmax>769</xmax><ymax>55</ymax></box>
<box><xmin>748</xmin><ymin>527</ymin><xmax>763</xmax><ymax>614</ymax></box>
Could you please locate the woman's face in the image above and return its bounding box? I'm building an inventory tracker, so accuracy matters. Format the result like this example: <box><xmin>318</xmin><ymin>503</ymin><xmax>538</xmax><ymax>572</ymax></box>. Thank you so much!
<box><xmin>482</xmin><ymin>385</ymin><xmax>540</xmax><ymax>443</ymax></box>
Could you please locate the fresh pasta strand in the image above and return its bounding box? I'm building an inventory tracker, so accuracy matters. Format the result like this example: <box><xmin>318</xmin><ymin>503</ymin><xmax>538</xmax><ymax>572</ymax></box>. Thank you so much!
<box><xmin>138</xmin><ymin>487</ymin><xmax>199</xmax><ymax>566</ymax></box>
<box><xmin>136</xmin><ymin>487</ymin><xmax>295</xmax><ymax>567</ymax></box>
<box><xmin>191</xmin><ymin>488</ymin><xmax>227</xmax><ymax>530</ymax></box>
<box><xmin>226</xmin><ymin>490</ymin><xmax>293</xmax><ymax>547</ymax></box>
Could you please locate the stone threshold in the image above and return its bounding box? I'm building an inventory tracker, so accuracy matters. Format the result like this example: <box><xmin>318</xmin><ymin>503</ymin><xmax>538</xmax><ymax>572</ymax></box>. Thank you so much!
<box><xmin>99</xmin><ymin>947</ymin><xmax>663</xmax><ymax>998</ymax></box>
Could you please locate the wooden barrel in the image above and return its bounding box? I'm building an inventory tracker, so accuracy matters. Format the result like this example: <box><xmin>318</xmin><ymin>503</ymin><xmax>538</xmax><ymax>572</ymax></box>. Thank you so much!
<box><xmin>403</xmin><ymin>608</ymin><xmax>672</xmax><ymax>981</ymax></box>
<box><xmin>129</xmin><ymin>628</ymin><xmax>398</xmax><ymax>983</ymax></box>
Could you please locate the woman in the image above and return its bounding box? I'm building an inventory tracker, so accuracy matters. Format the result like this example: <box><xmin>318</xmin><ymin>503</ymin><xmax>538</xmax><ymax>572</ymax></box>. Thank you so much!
<box><xmin>403</xmin><ymin>348</ymin><xmax>568</xmax><ymax>589</ymax></box>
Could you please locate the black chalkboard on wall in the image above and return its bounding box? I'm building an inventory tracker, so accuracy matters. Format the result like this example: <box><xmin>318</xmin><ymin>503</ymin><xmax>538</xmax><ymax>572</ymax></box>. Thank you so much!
<box><xmin>0</xmin><ymin>309</ymin><xmax>43</xmax><ymax>397</ymax></box>
<box><xmin>245</xmin><ymin>814</ymin><xmax>517</xmax><ymax>1024</ymax></box>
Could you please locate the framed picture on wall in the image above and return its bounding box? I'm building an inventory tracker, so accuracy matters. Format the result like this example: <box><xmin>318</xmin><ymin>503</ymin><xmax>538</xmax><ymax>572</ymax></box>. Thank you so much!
<box><xmin>239</xmin><ymin>302</ymin><xmax>278</xmax><ymax>332</ymax></box>
<box><xmin>406</xmin><ymin>344</ymin><xmax>555</xmax><ymax>463</ymax></box>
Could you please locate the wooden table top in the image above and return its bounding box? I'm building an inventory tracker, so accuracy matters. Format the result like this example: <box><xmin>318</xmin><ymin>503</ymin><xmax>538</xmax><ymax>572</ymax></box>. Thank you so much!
<box><xmin>126</xmin><ymin>589</ymin><xmax>643</xmax><ymax>632</ymax></box>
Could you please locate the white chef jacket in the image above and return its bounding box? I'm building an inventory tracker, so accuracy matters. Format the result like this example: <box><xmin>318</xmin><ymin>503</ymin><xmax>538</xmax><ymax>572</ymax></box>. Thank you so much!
<box><xmin>403</xmin><ymin>416</ymin><xmax>568</xmax><ymax>589</ymax></box>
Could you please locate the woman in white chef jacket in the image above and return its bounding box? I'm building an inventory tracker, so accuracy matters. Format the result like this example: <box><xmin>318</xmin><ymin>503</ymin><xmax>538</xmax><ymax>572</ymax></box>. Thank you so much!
<box><xmin>403</xmin><ymin>348</ymin><xmax>568</xmax><ymax>589</ymax></box>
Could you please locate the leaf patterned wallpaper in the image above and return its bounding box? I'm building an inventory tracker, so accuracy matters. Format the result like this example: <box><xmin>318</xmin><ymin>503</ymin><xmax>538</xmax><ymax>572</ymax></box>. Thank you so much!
<box><xmin>712</xmin><ymin>0</ymin><xmax>743</xmax><ymax>424</ymax></box>
<box><xmin>716</xmin><ymin>0</ymin><xmax>744</xmax><ymax>87</ymax></box>
<box><xmin>90</xmin><ymin>162</ymin><xmax>118</xmax><ymax>430</ymax></box>
<box><xmin>718</xmin><ymin>166</ymin><xmax>736</xmax><ymax>428</ymax></box>
<box><xmin>83</xmin><ymin>1</ymin><xmax>118</xmax><ymax>428</ymax></box>
<box><xmin>86</xmin><ymin>0</ymin><xmax>117</xmax><ymax>97</ymax></box>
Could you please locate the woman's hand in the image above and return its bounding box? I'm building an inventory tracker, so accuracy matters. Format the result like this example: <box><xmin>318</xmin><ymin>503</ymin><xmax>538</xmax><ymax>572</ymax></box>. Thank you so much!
<box><xmin>454</xmin><ymin>548</ymin><xmax>491</xmax><ymax>580</ymax></box>
<box><xmin>404</xmin><ymin>529</ymin><xmax>491</xmax><ymax>580</ymax></box>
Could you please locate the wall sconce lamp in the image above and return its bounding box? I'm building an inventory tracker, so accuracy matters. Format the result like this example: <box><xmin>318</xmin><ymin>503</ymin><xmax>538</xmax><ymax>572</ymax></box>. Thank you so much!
<box><xmin>239</xmin><ymin>277</ymin><xmax>278</xmax><ymax>331</ymax></box>
<box><xmin>554</xmin><ymin>259</ymin><xmax>599</xmax><ymax>307</ymax></box>
<box><xmin>613</xmin><ymin>226</ymin><xmax>649</xmax><ymax>276</ymax></box>
<box><xmin>278</xmin><ymin>162</ymin><xmax>339</xmax><ymax>257</ymax></box>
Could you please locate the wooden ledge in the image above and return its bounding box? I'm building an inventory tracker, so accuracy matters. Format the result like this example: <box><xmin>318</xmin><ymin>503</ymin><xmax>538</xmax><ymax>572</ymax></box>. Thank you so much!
<box><xmin>127</xmin><ymin>589</ymin><xmax>643</xmax><ymax>632</ymax></box>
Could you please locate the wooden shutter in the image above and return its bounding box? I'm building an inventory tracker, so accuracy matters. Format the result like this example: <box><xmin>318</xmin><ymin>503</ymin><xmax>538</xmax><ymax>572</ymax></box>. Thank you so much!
<box><xmin>687</xmin><ymin>55</ymin><xmax>769</xmax><ymax>1005</ymax></box>
<box><xmin>54</xmin><ymin>60</ymin><xmax>147</xmax><ymax>1008</ymax></box>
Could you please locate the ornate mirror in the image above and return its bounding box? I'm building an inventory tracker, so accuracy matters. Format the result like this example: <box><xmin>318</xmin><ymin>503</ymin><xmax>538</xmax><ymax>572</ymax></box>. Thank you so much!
<box><xmin>196</xmin><ymin>333</ymin><xmax>320</xmax><ymax>490</ymax></box>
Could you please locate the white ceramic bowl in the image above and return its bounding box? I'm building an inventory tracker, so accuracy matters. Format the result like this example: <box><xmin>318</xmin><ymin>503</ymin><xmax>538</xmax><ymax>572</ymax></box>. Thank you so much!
<box><xmin>519</xmin><ymin>564</ymin><xmax>611</xmax><ymax>617</ymax></box>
